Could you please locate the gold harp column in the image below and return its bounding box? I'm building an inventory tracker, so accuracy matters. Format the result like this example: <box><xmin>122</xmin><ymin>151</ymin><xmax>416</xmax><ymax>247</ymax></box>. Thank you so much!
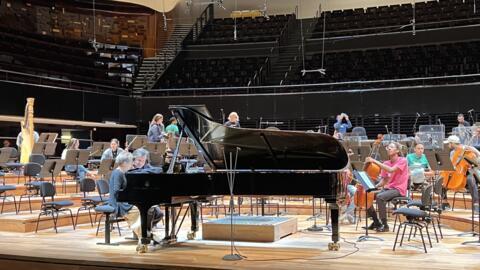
<box><xmin>20</xmin><ymin>98</ymin><xmax>35</xmax><ymax>163</ymax></box>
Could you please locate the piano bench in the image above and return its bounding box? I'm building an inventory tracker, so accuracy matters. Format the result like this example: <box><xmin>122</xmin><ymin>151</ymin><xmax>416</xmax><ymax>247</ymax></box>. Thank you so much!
<box><xmin>95</xmin><ymin>205</ymin><xmax>125</xmax><ymax>246</ymax></box>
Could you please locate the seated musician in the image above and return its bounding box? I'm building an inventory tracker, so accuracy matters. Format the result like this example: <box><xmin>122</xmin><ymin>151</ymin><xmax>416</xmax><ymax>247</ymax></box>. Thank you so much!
<box><xmin>365</xmin><ymin>142</ymin><xmax>409</xmax><ymax>232</ymax></box>
<box><xmin>61</xmin><ymin>138</ymin><xmax>91</xmax><ymax>179</ymax></box>
<box><xmin>406</xmin><ymin>143</ymin><xmax>434</xmax><ymax>187</ymax></box>
<box><xmin>445</xmin><ymin>135</ymin><xmax>479</xmax><ymax>213</ymax></box>
<box><xmin>130</xmin><ymin>148</ymin><xmax>162</xmax><ymax>174</ymax></box>
<box><xmin>224</xmin><ymin>112</ymin><xmax>241</xmax><ymax>128</ymax></box>
<box><xmin>101</xmin><ymin>138</ymin><xmax>124</xmax><ymax>161</ymax></box>
<box><xmin>108</xmin><ymin>152</ymin><xmax>161</xmax><ymax>242</ymax></box>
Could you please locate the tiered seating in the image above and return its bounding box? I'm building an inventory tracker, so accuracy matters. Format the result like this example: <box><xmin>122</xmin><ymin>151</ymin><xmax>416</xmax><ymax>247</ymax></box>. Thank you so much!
<box><xmin>312</xmin><ymin>0</ymin><xmax>480</xmax><ymax>38</ymax></box>
<box><xmin>291</xmin><ymin>41</ymin><xmax>480</xmax><ymax>86</ymax></box>
<box><xmin>0</xmin><ymin>27</ymin><xmax>142</xmax><ymax>88</ymax></box>
<box><xmin>157</xmin><ymin>57</ymin><xmax>267</xmax><ymax>88</ymax></box>
<box><xmin>193</xmin><ymin>14</ymin><xmax>293</xmax><ymax>44</ymax></box>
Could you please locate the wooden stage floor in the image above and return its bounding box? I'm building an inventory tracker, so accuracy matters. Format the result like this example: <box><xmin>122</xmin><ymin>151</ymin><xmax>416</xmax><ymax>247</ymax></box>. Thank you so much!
<box><xmin>0</xmin><ymin>215</ymin><xmax>478</xmax><ymax>270</ymax></box>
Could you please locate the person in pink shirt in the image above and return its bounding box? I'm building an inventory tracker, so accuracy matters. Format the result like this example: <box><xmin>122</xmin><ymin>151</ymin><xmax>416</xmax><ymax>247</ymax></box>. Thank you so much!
<box><xmin>365</xmin><ymin>142</ymin><xmax>409</xmax><ymax>232</ymax></box>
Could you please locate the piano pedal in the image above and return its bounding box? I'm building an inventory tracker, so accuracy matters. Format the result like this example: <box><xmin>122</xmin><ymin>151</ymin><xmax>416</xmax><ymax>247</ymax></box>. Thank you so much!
<box><xmin>328</xmin><ymin>242</ymin><xmax>340</xmax><ymax>251</ymax></box>
<box><xmin>187</xmin><ymin>231</ymin><xmax>196</xmax><ymax>240</ymax></box>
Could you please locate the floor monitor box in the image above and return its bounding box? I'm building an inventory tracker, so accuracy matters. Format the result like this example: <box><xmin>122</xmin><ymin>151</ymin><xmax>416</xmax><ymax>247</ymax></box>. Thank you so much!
<box><xmin>202</xmin><ymin>216</ymin><xmax>297</xmax><ymax>242</ymax></box>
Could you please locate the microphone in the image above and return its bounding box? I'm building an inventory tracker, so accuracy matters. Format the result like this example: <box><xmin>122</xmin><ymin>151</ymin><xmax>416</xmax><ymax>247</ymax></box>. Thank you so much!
<box><xmin>468</xmin><ymin>109</ymin><xmax>475</xmax><ymax>113</ymax></box>
<box><xmin>220</xmin><ymin>108</ymin><xmax>225</xmax><ymax>122</ymax></box>
<box><xmin>416</xmin><ymin>112</ymin><xmax>421</xmax><ymax>117</ymax></box>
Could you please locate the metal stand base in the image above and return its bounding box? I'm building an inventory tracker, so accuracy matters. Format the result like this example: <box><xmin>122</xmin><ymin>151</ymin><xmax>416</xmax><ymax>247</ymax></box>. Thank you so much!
<box><xmin>96</xmin><ymin>242</ymin><xmax>119</xmax><ymax>246</ymax></box>
<box><xmin>457</xmin><ymin>231</ymin><xmax>479</xmax><ymax>237</ymax></box>
<box><xmin>307</xmin><ymin>224</ymin><xmax>323</xmax><ymax>231</ymax></box>
<box><xmin>357</xmin><ymin>235</ymin><xmax>384</xmax><ymax>242</ymax></box>
<box><xmin>462</xmin><ymin>240</ymin><xmax>480</xmax><ymax>246</ymax></box>
<box><xmin>222</xmin><ymin>254</ymin><xmax>243</xmax><ymax>261</ymax></box>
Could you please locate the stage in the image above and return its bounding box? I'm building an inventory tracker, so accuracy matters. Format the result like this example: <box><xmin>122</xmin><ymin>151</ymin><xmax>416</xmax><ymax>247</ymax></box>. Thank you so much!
<box><xmin>0</xmin><ymin>215</ymin><xmax>478</xmax><ymax>270</ymax></box>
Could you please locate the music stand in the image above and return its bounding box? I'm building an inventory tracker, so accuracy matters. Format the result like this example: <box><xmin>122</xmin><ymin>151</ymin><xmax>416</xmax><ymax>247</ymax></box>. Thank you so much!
<box><xmin>354</xmin><ymin>170</ymin><xmax>383</xmax><ymax>242</ymax></box>
<box><xmin>39</xmin><ymin>159</ymin><xmax>65</xmax><ymax>184</ymax></box>
<box><xmin>145</xmin><ymin>142</ymin><xmax>166</xmax><ymax>155</ymax></box>
<box><xmin>127</xmin><ymin>136</ymin><xmax>147</xmax><ymax>150</ymax></box>
<box><xmin>64</xmin><ymin>150</ymin><xmax>90</xmax><ymax>179</ymax></box>
<box><xmin>32</xmin><ymin>142</ymin><xmax>57</xmax><ymax>157</ymax></box>
<box><xmin>98</xmin><ymin>159</ymin><xmax>117</xmax><ymax>179</ymax></box>
<box><xmin>38</xmin><ymin>133</ymin><xmax>58</xmax><ymax>143</ymax></box>
<box><xmin>90</xmin><ymin>142</ymin><xmax>110</xmax><ymax>158</ymax></box>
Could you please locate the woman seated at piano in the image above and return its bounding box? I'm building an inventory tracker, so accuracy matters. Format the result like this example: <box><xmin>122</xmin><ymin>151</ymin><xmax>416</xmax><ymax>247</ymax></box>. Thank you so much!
<box><xmin>101</xmin><ymin>138</ymin><xmax>124</xmax><ymax>161</ymax></box>
<box><xmin>147</xmin><ymin>114</ymin><xmax>166</xmax><ymax>143</ymax></box>
<box><xmin>61</xmin><ymin>138</ymin><xmax>91</xmax><ymax>179</ymax></box>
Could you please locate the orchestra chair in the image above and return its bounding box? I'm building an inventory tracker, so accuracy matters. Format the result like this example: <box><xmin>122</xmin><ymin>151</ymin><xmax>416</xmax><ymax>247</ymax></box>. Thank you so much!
<box><xmin>406</xmin><ymin>182</ymin><xmax>443</xmax><ymax>242</ymax></box>
<box><xmin>93</xmin><ymin>179</ymin><xmax>110</xmax><ymax>223</ymax></box>
<box><xmin>0</xmin><ymin>175</ymin><xmax>17</xmax><ymax>214</ymax></box>
<box><xmin>75</xmin><ymin>178</ymin><xmax>105</xmax><ymax>227</ymax></box>
<box><xmin>351</xmin><ymin>127</ymin><xmax>367</xmax><ymax>137</ymax></box>
<box><xmin>29</xmin><ymin>154</ymin><xmax>46</xmax><ymax>166</ymax></box>
<box><xmin>391</xmin><ymin>177</ymin><xmax>413</xmax><ymax>231</ymax></box>
<box><xmin>35</xmin><ymin>182</ymin><xmax>75</xmax><ymax>233</ymax></box>
<box><xmin>392</xmin><ymin>206</ymin><xmax>432</xmax><ymax>253</ymax></box>
<box><xmin>17</xmin><ymin>162</ymin><xmax>42</xmax><ymax>213</ymax></box>
<box><xmin>95</xmin><ymin>205</ymin><xmax>124</xmax><ymax>241</ymax></box>
<box><xmin>1</xmin><ymin>147</ymin><xmax>21</xmax><ymax>184</ymax></box>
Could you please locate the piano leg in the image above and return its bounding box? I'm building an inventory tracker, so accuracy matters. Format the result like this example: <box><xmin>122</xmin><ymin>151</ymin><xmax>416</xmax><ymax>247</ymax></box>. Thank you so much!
<box><xmin>136</xmin><ymin>204</ymin><xmax>150</xmax><ymax>253</ymax></box>
<box><xmin>328</xmin><ymin>202</ymin><xmax>340</xmax><ymax>251</ymax></box>
<box><xmin>187</xmin><ymin>201</ymin><xmax>199</xmax><ymax>240</ymax></box>
<box><xmin>164</xmin><ymin>206</ymin><xmax>170</xmax><ymax>240</ymax></box>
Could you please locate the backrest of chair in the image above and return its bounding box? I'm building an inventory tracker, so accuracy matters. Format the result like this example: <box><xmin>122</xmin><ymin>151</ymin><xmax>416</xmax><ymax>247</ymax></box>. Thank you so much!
<box><xmin>29</xmin><ymin>154</ymin><xmax>46</xmax><ymax>165</ymax></box>
<box><xmin>40</xmin><ymin>182</ymin><xmax>56</xmax><ymax>199</ymax></box>
<box><xmin>421</xmin><ymin>184</ymin><xmax>433</xmax><ymax>207</ymax></box>
<box><xmin>351</xmin><ymin>127</ymin><xmax>367</xmax><ymax>137</ymax></box>
<box><xmin>24</xmin><ymin>162</ymin><xmax>42</xmax><ymax>177</ymax></box>
<box><xmin>80</xmin><ymin>178</ymin><xmax>96</xmax><ymax>194</ymax></box>
<box><xmin>5</xmin><ymin>147</ymin><xmax>18</xmax><ymax>160</ymax></box>
<box><xmin>96</xmin><ymin>179</ymin><xmax>109</xmax><ymax>197</ymax></box>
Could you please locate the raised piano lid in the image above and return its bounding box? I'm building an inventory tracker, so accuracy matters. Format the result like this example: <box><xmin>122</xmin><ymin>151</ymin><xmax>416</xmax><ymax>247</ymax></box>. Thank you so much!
<box><xmin>169</xmin><ymin>105</ymin><xmax>349</xmax><ymax>171</ymax></box>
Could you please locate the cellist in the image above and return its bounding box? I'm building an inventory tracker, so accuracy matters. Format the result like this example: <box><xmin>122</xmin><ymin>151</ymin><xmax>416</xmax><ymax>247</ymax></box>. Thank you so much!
<box><xmin>365</xmin><ymin>142</ymin><xmax>409</xmax><ymax>232</ymax></box>
<box><xmin>445</xmin><ymin>135</ymin><xmax>479</xmax><ymax>213</ymax></box>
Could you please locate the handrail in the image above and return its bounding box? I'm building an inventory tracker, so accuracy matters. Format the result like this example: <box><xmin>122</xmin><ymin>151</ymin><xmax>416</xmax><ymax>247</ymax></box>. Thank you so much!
<box><xmin>0</xmin><ymin>68</ymin><xmax>131</xmax><ymax>96</ymax></box>
<box><xmin>144</xmin><ymin>73</ymin><xmax>480</xmax><ymax>96</ymax></box>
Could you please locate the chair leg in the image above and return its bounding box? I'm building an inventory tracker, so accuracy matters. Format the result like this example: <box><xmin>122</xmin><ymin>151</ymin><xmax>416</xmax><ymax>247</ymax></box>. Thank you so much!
<box><xmin>68</xmin><ymin>209</ymin><xmax>76</xmax><ymax>230</ymax></box>
<box><xmin>400</xmin><ymin>223</ymin><xmax>408</xmax><ymax>247</ymax></box>
<box><xmin>393</xmin><ymin>222</ymin><xmax>402</xmax><ymax>251</ymax></box>
<box><xmin>408</xmin><ymin>226</ymin><xmax>414</xmax><ymax>241</ymax></box>
<box><xmin>0</xmin><ymin>195</ymin><xmax>5</xmax><ymax>214</ymax></box>
<box><xmin>87</xmin><ymin>207</ymin><xmax>94</xmax><ymax>227</ymax></box>
<box><xmin>52</xmin><ymin>211</ymin><xmax>58</xmax><ymax>233</ymax></box>
<box><xmin>418</xmin><ymin>226</ymin><xmax>427</xmax><ymax>253</ymax></box>
<box><xmin>35</xmin><ymin>211</ymin><xmax>45</xmax><ymax>233</ymax></box>
<box><xmin>17</xmin><ymin>195</ymin><xmax>24</xmax><ymax>214</ymax></box>
<box><xmin>116</xmin><ymin>220</ymin><xmax>121</xmax><ymax>236</ymax></box>
<box><xmin>436</xmin><ymin>216</ymin><xmax>443</xmax><ymax>239</ymax></box>
<box><xmin>27</xmin><ymin>196</ymin><xmax>32</xmax><ymax>214</ymax></box>
<box><xmin>393</xmin><ymin>214</ymin><xmax>398</xmax><ymax>232</ymax></box>
<box><xmin>463</xmin><ymin>193</ymin><xmax>466</xmax><ymax>210</ymax></box>
<box><xmin>431</xmin><ymin>217</ymin><xmax>439</xmax><ymax>243</ymax></box>
<box><xmin>425</xmin><ymin>223</ymin><xmax>433</xmax><ymax>248</ymax></box>
<box><xmin>96</xmin><ymin>214</ymin><xmax>103</xmax><ymax>236</ymax></box>
<box><xmin>452</xmin><ymin>192</ymin><xmax>457</xmax><ymax>210</ymax></box>
<box><xmin>75</xmin><ymin>207</ymin><xmax>82</xmax><ymax>228</ymax></box>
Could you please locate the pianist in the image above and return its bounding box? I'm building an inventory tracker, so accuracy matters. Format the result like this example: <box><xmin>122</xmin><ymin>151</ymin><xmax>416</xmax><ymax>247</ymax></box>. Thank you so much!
<box><xmin>224</xmin><ymin>112</ymin><xmax>241</xmax><ymax>128</ymax></box>
<box><xmin>101</xmin><ymin>138</ymin><xmax>124</xmax><ymax>161</ymax></box>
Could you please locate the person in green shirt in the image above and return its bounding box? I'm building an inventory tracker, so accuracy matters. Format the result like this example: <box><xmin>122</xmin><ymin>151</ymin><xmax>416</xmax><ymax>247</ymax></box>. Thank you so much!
<box><xmin>406</xmin><ymin>143</ymin><xmax>434</xmax><ymax>186</ymax></box>
<box><xmin>165</xmin><ymin>117</ymin><xmax>180</xmax><ymax>137</ymax></box>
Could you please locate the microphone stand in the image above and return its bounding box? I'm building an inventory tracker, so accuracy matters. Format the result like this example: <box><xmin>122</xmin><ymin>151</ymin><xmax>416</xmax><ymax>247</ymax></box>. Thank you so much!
<box><xmin>413</xmin><ymin>113</ymin><xmax>421</xmax><ymax>136</ymax></box>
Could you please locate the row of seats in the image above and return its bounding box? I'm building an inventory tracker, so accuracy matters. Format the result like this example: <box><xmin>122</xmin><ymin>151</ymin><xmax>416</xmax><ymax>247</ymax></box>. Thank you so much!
<box><xmin>289</xmin><ymin>41</ymin><xmax>480</xmax><ymax>86</ymax></box>
<box><xmin>312</xmin><ymin>0</ymin><xmax>479</xmax><ymax>38</ymax></box>
<box><xmin>192</xmin><ymin>14</ymin><xmax>293</xmax><ymax>45</ymax></box>
<box><xmin>0</xmin><ymin>27</ymin><xmax>142</xmax><ymax>88</ymax></box>
<box><xmin>156</xmin><ymin>57</ymin><xmax>267</xmax><ymax>89</ymax></box>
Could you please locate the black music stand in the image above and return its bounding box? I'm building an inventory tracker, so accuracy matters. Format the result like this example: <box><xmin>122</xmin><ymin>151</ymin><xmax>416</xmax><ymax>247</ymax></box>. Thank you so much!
<box><xmin>354</xmin><ymin>170</ymin><xmax>383</xmax><ymax>242</ymax></box>
<box><xmin>90</xmin><ymin>142</ymin><xmax>110</xmax><ymax>158</ymax></box>
<box><xmin>32</xmin><ymin>142</ymin><xmax>57</xmax><ymax>157</ymax></box>
<box><xmin>39</xmin><ymin>159</ymin><xmax>65</xmax><ymax>184</ymax></box>
<box><xmin>98</xmin><ymin>159</ymin><xmax>116</xmax><ymax>179</ymax></box>
<box><xmin>38</xmin><ymin>133</ymin><xmax>58</xmax><ymax>143</ymax></box>
<box><xmin>126</xmin><ymin>135</ymin><xmax>147</xmax><ymax>151</ymax></box>
<box><xmin>145</xmin><ymin>142</ymin><xmax>166</xmax><ymax>155</ymax></box>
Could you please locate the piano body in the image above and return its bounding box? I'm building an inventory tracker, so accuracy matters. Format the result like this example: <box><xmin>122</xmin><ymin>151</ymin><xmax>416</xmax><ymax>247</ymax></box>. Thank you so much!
<box><xmin>118</xmin><ymin>105</ymin><xmax>349</xmax><ymax>252</ymax></box>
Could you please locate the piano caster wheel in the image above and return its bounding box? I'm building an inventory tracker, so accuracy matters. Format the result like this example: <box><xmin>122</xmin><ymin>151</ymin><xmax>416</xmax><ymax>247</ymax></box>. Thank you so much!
<box><xmin>136</xmin><ymin>244</ymin><xmax>148</xmax><ymax>254</ymax></box>
<box><xmin>328</xmin><ymin>242</ymin><xmax>340</xmax><ymax>251</ymax></box>
<box><xmin>187</xmin><ymin>232</ymin><xmax>196</xmax><ymax>240</ymax></box>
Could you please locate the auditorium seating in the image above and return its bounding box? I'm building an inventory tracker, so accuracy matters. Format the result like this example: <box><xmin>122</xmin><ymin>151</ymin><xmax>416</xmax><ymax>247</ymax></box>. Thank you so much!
<box><xmin>0</xmin><ymin>27</ymin><xmax>142</xmax><ymax>88</ymax></box>
<box><xmin>312</xmin><ymin>0</ymin><xmax>480</xmax><ymax>38</ymax></box>
<box><xmin>192</xmin><ymin>14</ymin><xmax>293</xmax><ymax>45</ymax></box>
<box><xmin>290</xmin><ymin>41</ymin><xmax>480</xmax><ymax>86</ymax></box>
<box><xmin>156</xmin><ymin>57</ymin><xmax>267</xmax><ymax>88</ymax></box>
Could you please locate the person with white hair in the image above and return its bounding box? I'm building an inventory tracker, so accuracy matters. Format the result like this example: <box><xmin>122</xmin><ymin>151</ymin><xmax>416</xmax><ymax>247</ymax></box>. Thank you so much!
<box><xmin>445</xmin><ymin>135</ymin><xmax>479</xmax><ymax>213</ymax></box>
<box><xmin>224</xmin><ymin>112</ymin><xmax>241</xmax><ymax>128</ymax></box>
<box><xmin>132</xmin><ymin>148</ymin><xmax>151</xmax><ymax>170</ymax></box>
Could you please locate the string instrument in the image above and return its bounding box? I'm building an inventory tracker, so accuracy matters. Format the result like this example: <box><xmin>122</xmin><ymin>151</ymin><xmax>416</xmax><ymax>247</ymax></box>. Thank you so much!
<box><xmin>20</xmin><ymin>98</ymin><xmax>35</xmax><ymax>164</ymax></box>
<box><xmin>363</xmin><ymin>134</ymin><xmax>384</xmax><ymax>181</ymax></box>
<box><xmin>441</xmin><ymin>144</ymin><xmax>477</xmax><ymax>191</ymax></box>
<box><xmin>353</xmin><ymin>183</ymin><xmax>375</xmax><ymax>209</ymax></box>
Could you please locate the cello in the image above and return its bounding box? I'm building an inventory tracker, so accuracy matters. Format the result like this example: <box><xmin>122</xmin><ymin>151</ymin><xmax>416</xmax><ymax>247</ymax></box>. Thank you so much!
<box><xmin>442</xmin><ymin>139</ymin><xmax>477</xmax><ymax>191</ymax></box>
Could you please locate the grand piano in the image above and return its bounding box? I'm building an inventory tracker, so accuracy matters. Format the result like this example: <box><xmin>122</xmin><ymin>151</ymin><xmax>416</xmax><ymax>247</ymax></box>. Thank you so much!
<box><xmin>118</xmin><ymin>105</ymin><xmax>349</xmax><ymax>252</ymax></box>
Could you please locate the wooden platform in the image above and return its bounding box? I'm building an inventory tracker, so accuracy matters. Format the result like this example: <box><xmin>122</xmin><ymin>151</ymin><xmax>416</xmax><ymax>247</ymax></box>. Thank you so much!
<box><xmin>0</xmin><ymin>215</ymin><xmax>478</xmax><ymax>270</ymax></box>
<box><xmin>202</xmin><ymin>216</ymin><xmax>297</xmax><ymax>242</ymax></box>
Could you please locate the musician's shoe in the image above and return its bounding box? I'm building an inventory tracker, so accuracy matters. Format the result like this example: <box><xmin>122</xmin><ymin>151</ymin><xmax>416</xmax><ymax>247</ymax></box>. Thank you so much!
<box><xmin>376</xmin><ymin>224</ymin><xmax>390</xmax><ymax>232</ymax></box>
<box><xmin>363</xmin><ymin>222</ymin><xmax>380</xmax><ymax>230</ymax></box>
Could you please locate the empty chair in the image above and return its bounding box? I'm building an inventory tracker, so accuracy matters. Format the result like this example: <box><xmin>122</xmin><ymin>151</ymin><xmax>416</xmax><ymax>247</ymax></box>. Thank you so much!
<box><xmin>351</xmin><ymin>127</ymin><xmax>367</xmax><ymax>137</ymax></box>
<box><xmin>29</xmin><ymin>154</ymin><xmax>46</xmax><ymax>166</ymax></box>
<box><xmin>76</xmin><ymin>178</ymin><xmax>105</xmax><ymax>227</ymax></box>
<box><xmin>35</xmin><ymin>182</ymin><xmax>75</xmax><ymax>233</ymax></box>
<box><xmin>17</xmin><ymin>162</ymin><xmax>42</xmax><ymax>213</ymax></box>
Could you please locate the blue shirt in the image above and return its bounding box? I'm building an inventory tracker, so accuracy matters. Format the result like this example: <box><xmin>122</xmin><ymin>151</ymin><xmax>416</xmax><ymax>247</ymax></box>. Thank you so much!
<box><xmin>333</xmin><ymin>120</ymin><xmax>352</xmax><ymax>134</ymax></box>
<box><xmin>147</xmin><ymin>124</ymin><xmax>165</xmax><ymax>142</ymax></box>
